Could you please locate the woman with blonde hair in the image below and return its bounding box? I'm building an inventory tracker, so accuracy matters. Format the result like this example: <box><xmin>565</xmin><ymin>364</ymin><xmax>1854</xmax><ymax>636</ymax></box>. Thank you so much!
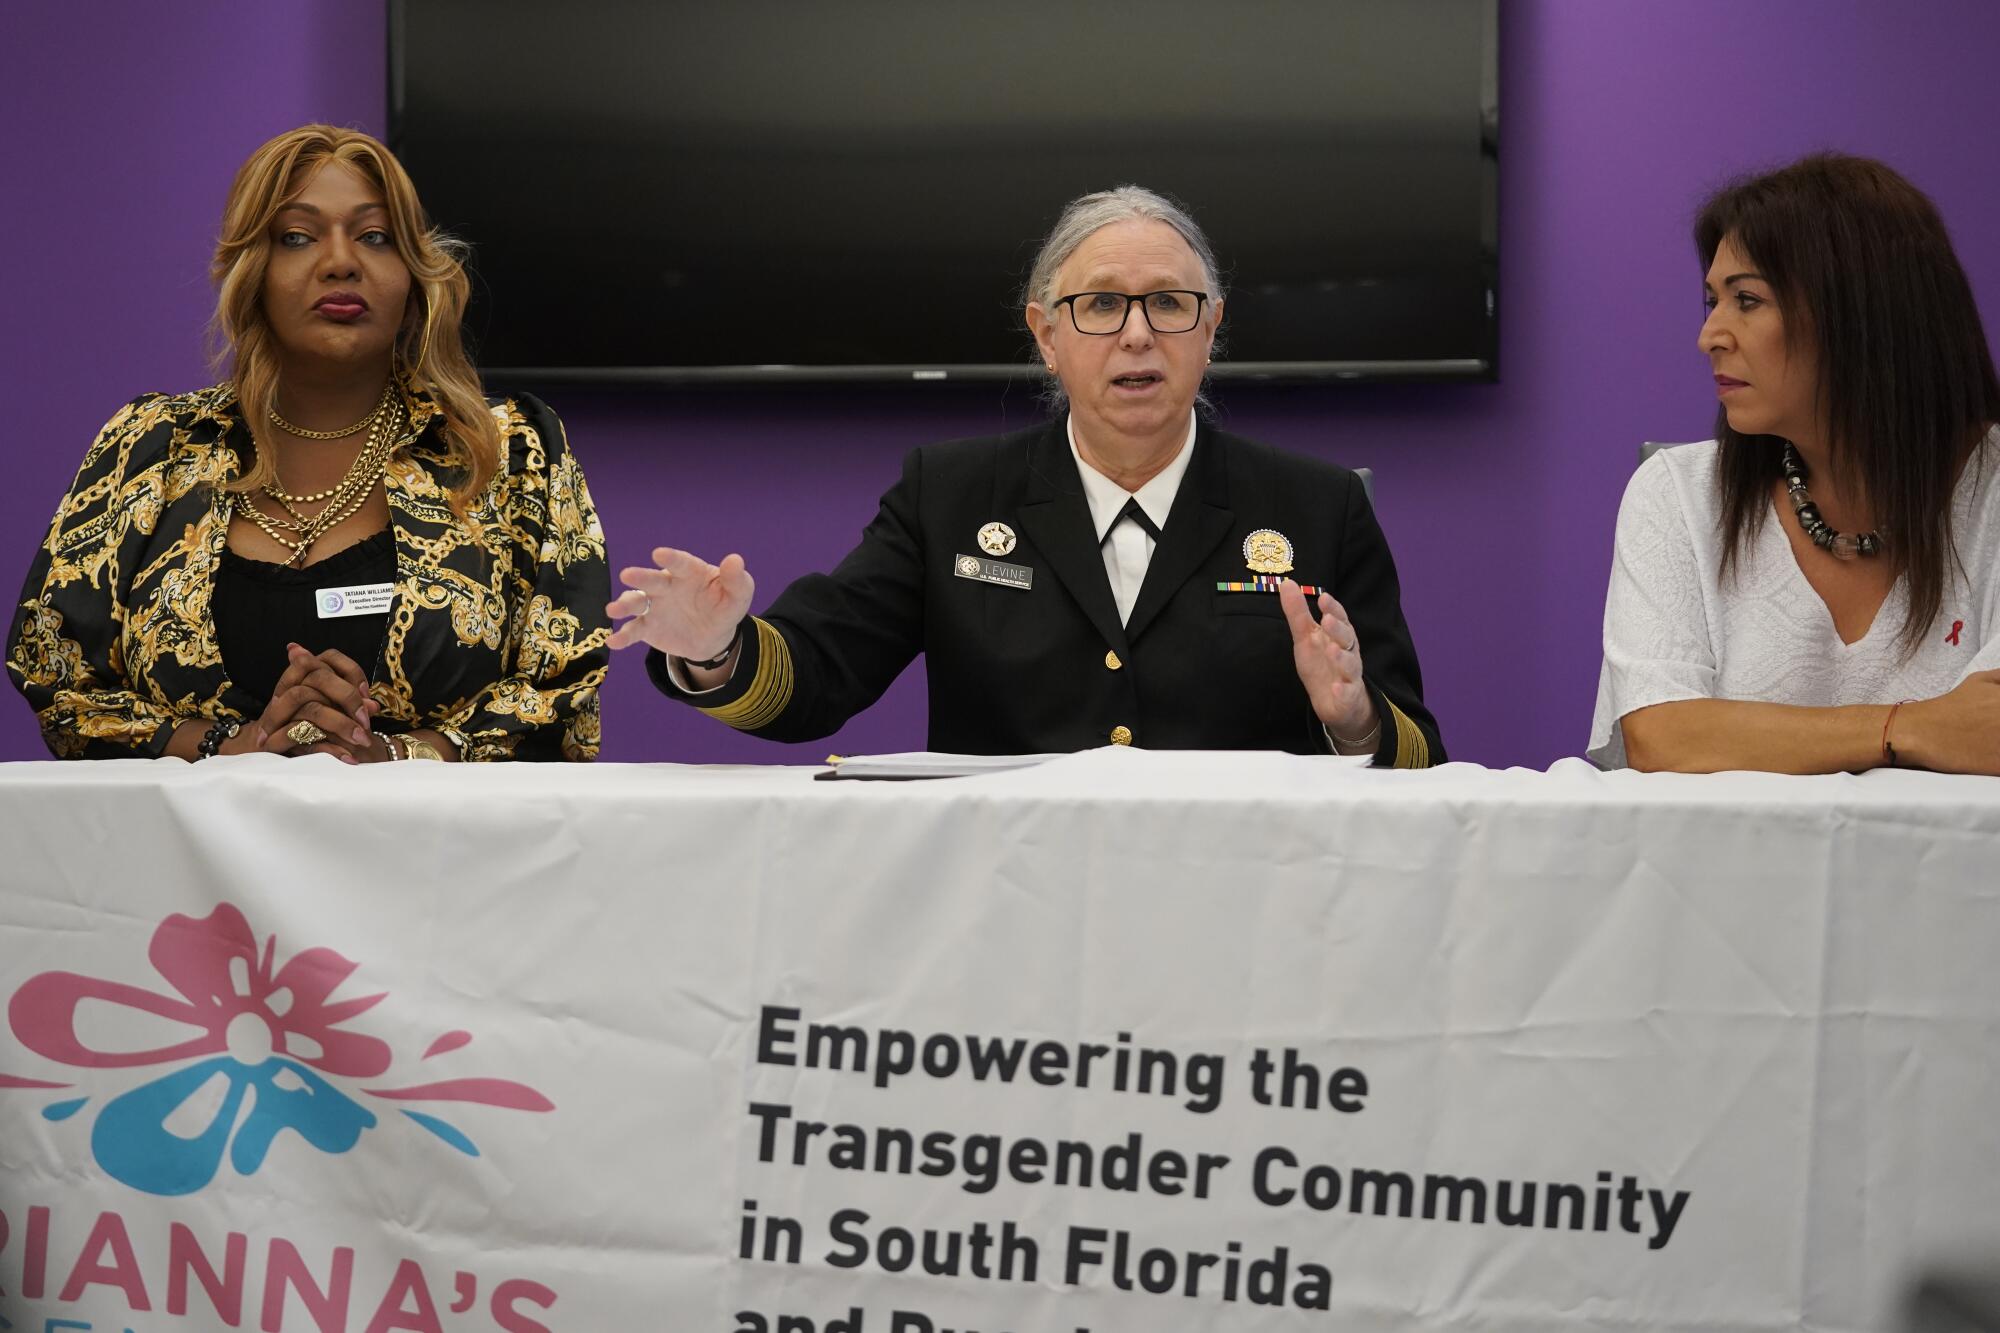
<box><xmin>7</xmin><ymin>125</ymin><xmax>609</xmax><ymax>761</ymax></box>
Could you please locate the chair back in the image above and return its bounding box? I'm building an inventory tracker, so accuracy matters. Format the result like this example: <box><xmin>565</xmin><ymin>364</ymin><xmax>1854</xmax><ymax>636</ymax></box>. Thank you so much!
<box><xmin>1639</xmin><ymin>442</ymin><xmax>1698</xmax><ymax>467</ymax></box>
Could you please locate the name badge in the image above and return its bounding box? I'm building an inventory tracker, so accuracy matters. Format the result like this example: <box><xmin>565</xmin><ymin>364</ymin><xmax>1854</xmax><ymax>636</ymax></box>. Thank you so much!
<box><xmin>316</xmin><ymin>581</ymin><xmax>395</xmax><ymax>619</ymax></box>
<box><xmin>954</xmin><ymin>554</ymin><xmax>1033</xmax><ymax>591</ymax></box>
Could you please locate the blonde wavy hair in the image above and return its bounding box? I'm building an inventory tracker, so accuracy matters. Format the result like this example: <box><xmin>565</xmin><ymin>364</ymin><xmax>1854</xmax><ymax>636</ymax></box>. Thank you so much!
<box><xmin>211</xmin><ymin>124</ymin><xmax>499</xmax><ymax>511</ymax></box>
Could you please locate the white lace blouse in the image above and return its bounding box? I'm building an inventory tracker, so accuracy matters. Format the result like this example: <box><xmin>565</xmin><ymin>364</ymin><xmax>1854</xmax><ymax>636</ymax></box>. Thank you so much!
<box><xmin>1588</xmin><ymin>434</ymin><xmax>2000</xmax><ymax>768</ymax></box>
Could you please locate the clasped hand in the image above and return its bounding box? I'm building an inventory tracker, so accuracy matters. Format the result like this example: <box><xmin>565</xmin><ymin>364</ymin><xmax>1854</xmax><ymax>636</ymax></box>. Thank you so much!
<box><xmin>215</xmin><ymin>644</ymin><xmax>387</xmax><ymax>762</ymax></box>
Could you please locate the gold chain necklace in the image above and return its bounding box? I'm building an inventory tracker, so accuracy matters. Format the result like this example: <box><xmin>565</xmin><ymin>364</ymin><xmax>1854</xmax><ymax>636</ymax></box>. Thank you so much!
<box><xmin>269</xmin><ymin>394</ymin><xmax>397</xmax><ymax>522</ymax></box>
<box><xmin>238</xmin><ymin>396</ymin><xmax>404</xmax><ymax>566</ymax></box>
<box><xmin>266</xmin><ymin>383</ymin><xmax>397</xmax><ymax>504</ymax></box>
<box><xmin>269</xmin><ymin>381</ymin><xmax>395</xmax><ymax>443</ymax></box>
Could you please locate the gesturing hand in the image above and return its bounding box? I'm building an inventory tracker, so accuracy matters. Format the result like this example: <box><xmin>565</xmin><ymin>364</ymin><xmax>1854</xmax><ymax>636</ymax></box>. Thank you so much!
<box><xmin>607</xmin><ymin>546</ymin><xmax>755</xmax><ymax>660</ymax></box>
<box><xmin>1276</xmin><ymin>579</ymin><xmax>1378</xmax><ymax>743</ymax></box>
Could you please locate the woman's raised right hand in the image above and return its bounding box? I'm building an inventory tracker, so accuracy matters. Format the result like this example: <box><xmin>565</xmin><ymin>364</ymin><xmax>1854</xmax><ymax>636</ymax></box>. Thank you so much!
<box><xmin>606</xmin><ymin>546</ymin><xmax>755</xmax><ymax>659</ymax></box>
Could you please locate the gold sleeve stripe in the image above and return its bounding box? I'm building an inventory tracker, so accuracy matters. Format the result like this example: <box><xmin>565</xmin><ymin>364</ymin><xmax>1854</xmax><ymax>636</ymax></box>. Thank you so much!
<box><xmin>1387</xmin><ymin>699</ymin><xmax>1430</xmax><ymax>770</ymax></box>
<box><xmin>699</xmin><ymin>617</ymin><xmax>794</xmax><ymax>732</ymax></box>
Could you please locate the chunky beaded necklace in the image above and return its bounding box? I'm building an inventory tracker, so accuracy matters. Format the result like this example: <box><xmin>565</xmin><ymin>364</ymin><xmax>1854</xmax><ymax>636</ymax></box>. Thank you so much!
<box><xmin>238</xmin><ymin>394</ymin><xmax>405</xmax><ymax>567</ymax></box>
<box><xmin>1780</xmin><ymin>443</ymin><xmax>1883</xmax><ymax>559</ymax></box>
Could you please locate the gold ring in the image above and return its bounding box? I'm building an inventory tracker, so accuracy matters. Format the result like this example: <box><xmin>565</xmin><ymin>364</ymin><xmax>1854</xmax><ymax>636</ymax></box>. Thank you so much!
<box><xmin>286</xmin><ymin>720</ymin><xmax>329</xmax><ymax>747</ymax></box>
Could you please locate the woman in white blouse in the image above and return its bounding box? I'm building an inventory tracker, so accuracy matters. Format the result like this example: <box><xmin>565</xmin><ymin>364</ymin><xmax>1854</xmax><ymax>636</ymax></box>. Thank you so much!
<box><xmin>1591</xmin><ymin>153</ymin><xmax>2000</xmax><ymax>773</ymax></box>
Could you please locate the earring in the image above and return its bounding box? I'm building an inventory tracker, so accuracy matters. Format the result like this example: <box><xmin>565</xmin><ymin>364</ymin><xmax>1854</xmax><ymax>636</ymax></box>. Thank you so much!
<box><xmin>402</xmin><ymin>296</ymin><xmax>434</xmax><ymax>374</ymax></box>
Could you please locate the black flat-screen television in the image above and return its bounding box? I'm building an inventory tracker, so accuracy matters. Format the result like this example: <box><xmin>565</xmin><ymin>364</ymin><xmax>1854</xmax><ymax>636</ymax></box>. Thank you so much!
<box><xmin>389</xmin><ymin>0</ymin><xmax>1498</xmax><ymax>384</ymax></box>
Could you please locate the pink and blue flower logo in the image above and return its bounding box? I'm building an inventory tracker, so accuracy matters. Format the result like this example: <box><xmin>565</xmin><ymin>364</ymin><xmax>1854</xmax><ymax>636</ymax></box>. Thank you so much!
<box><xmin>0</xmin><ymin>904</ymin><xmax>551</xmax><ymax>1196</ymax></box>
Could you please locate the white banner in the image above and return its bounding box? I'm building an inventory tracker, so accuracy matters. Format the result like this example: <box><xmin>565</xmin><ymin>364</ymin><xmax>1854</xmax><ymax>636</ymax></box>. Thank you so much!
<box><xmin>1</xmin><ymin>751</ymin><xmax>1996</xmax><ymax>1333</ymax></box>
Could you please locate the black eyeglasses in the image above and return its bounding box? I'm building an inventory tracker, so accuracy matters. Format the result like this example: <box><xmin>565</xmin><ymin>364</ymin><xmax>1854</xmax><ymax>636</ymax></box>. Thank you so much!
<box><xmin>1054</xmin><ymin>290</ymin><xmax>1209</xmax><ymax>335</ymax></box>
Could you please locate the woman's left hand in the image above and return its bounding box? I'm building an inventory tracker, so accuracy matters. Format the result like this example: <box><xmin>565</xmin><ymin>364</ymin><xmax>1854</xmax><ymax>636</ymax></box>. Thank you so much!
<box><xmin>1276</xmin><ymin>579</ymin><xmax>1379</xmax><ymax>743</ymax></box>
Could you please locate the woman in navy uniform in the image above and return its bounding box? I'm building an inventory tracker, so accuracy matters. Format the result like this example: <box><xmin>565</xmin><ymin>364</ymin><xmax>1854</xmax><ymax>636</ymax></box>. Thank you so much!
<box><xmin>610</xmin><ymin>186</ymin><xmax>1441</xmax><ymax>764</ymax></box>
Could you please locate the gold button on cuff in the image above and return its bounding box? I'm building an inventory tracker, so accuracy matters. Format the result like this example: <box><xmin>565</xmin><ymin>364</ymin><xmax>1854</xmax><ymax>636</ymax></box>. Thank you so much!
<box><xmin>1104</xmin><ymin>650</ymin><xmax>1122</xmax><ymax>671</ymax></box>
<box><xmin>1109</xmin><ymin>725</ymin><xmax>1133</xmax><ymax>746</ymax></box>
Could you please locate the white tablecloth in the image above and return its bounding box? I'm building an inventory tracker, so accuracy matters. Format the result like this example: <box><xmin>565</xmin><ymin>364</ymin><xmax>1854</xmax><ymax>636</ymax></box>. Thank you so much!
<box><xmin>1</xmin><ymin>750</ymin><xmax>1995</xmax><ymax>1332</ymax></box>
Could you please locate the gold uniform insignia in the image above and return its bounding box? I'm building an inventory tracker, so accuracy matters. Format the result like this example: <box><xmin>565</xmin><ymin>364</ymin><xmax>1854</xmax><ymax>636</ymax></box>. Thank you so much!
<box><xmin>1242</xmin><ymin>529</ymin><xmax>1295</xmax><ymax>575</ymax></box>
<box><xmin>978</xmin><ymin>521</ymin><xmax>1017</xmax><ymax>556</ymax></box>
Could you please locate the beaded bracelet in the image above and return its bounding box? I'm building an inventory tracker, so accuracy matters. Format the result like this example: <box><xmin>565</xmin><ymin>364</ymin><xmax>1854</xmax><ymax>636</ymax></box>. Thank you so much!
<box><xmin>196</xmin><ymin>718</ymin><xmax>241</xmax><ymax>759</ymax></box>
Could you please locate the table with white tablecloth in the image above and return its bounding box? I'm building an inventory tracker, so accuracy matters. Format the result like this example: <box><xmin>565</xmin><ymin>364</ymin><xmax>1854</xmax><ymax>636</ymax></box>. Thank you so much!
<box><xmin>0</xmin><ymin>750</ymin><xmax>1995</xmax><ymax>1333</ymax></box>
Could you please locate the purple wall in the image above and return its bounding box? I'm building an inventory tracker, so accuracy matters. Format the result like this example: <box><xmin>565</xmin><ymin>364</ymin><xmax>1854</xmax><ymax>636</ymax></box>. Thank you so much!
<box><xmin>9</xmin><ymin>1</ymin><xmax>2000</xmax><ymax>766</ymax></box>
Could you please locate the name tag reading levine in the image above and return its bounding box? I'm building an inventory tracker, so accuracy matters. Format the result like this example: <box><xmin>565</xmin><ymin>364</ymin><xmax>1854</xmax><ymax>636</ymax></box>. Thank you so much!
<box><xmin>954</xmin><ymin>553</ymin><xmax>1033</xmax><ymax>591</ymax></box>
<box><xmin>315</xmin><ymin>581</ymin><xmax>396</xmax><ymax>619</ymax></box>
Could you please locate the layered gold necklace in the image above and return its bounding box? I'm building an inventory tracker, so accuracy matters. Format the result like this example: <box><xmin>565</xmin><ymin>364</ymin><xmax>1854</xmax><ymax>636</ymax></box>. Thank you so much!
<box><xmin>239</xmin><ymin>383</ymin><xmax>403</xmax><ymax>567</ymax></box>
<box><xmin>269</xmin><ymin>382</ymin><xmax>395</xmax><ymax>441</ymax></box>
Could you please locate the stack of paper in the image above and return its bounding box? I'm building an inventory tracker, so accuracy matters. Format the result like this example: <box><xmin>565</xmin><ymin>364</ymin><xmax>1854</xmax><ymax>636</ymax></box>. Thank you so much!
<box><xmin>819</xmin><ymin>752</ymin><xmax>1067</xmax><ymax>780</ymax></box>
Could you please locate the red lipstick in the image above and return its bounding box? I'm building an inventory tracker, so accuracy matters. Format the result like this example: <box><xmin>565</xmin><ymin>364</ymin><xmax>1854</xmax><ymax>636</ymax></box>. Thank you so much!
<box><xmin>314</xmin><ymin>291</ymin><xmax>368</xmax><ymax>322</ymax></box>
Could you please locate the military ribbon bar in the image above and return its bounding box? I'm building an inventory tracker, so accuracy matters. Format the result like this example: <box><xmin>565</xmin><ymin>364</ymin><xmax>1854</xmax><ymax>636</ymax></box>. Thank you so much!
<box><xmin>1216</xmin><ymin>576</ymin><xmax>1321</xmax><ymax>595</ymax></box>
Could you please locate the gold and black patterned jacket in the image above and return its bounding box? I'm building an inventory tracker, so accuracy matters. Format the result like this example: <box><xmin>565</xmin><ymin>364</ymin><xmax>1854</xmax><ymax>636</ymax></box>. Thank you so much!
<box><xmin>6</xmin><ymin>378</ymin><xmax>610</xmax><ymax>760</ymax></box>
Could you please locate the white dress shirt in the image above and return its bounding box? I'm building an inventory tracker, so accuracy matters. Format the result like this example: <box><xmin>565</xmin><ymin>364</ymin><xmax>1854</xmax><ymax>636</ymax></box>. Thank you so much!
<box><xmin>1067</xmin><ymin>412</ymin><xmax>1197</xmax><ymax>626</ymax></box>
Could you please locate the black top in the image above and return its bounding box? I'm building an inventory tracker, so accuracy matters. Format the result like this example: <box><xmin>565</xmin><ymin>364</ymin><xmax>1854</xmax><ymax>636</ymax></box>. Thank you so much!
<box><xmin>214</xmin><ymin>529</ymin><xmax>394</xmax><ymax>707</ymax></box>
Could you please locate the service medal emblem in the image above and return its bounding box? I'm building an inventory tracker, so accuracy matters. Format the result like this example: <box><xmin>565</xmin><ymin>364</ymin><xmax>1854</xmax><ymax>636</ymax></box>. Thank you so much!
<box><xmin>956</xmin><ymin>555</ymin><xmax>983</xmax><ymax>577</ymax></box>
<box><xmin>978</xmin><ymin>521</ymin><xmax>1017</xmax><ymax>556</ymax></box>
<box><xmin>1242</xmin><ymin>528</ymin><xmax>1295</xmax><ymax>575</ymax></box>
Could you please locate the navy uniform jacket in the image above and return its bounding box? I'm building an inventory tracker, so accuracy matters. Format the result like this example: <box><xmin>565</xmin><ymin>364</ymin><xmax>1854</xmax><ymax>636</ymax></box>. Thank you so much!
<box><xmin>648</xmin><ymin>420</ymin><xmax>1443</xmax><ymax>764</ymax></box>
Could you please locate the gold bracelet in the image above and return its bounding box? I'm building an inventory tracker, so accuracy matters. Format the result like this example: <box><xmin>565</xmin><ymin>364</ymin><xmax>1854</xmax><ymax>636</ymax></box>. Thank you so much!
<box><xmin>403</xmin><ymin>735</ymin><xmax>445</xmax><ymax>762</ymax></box>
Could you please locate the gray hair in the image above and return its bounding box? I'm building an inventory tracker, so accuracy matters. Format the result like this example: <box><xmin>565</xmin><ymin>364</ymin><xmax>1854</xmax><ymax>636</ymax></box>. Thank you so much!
<box><xmin>1022</xmin><ymin>185</ymin><xmax>1225</xmax><ymax>410</ymax></box>
<box><xmin>1023</xmin><ymin>184</ymin><xmax>1225</xmax><ymax>313</ymax></box>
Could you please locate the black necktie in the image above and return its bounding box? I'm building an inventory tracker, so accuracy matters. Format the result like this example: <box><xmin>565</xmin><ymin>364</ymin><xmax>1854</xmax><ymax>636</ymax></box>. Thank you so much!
<box><xmin>1108</xmin><ymin>496</ymin><xmax>1163</xmax><ymax>544</ymax></box>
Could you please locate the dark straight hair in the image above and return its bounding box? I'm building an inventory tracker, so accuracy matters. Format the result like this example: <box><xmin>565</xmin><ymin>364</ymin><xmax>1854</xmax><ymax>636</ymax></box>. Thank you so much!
<box><xmin>1695</xmin><ymin>153</ymin><xmax>2000</xmax><ymax>651</ymax></box>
